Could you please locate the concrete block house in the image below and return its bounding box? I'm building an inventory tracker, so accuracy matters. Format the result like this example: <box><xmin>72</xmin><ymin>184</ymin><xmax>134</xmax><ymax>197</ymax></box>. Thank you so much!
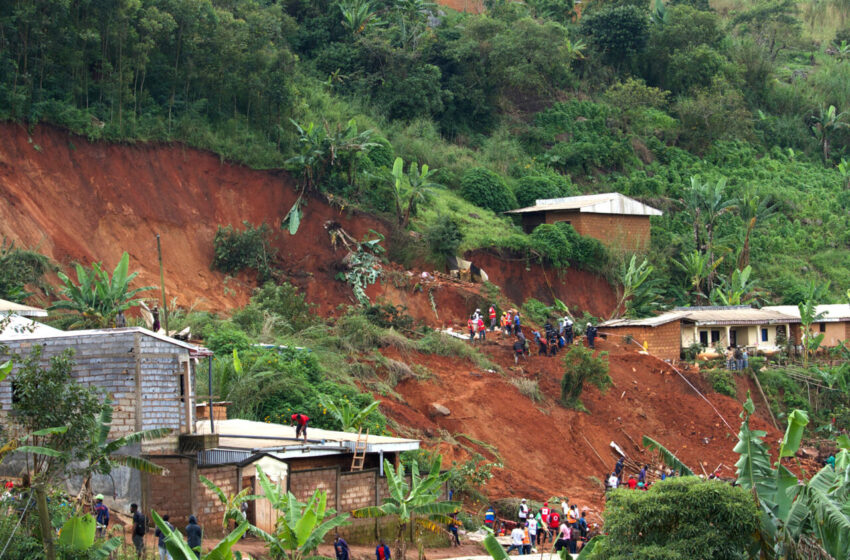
<box><xmin>506</xmin><ymin>193</ymin><xmax>663</xmax><ymax>252</ymax></box>
<box><xmin>600</xmin><ymin>305</ymin><xmax>850</xmax><ymax>361</ymax></box>
<box><xmin>0</xmin><ymin>326</ymin><xmax>424</xmax><ymax>540</ymax></box>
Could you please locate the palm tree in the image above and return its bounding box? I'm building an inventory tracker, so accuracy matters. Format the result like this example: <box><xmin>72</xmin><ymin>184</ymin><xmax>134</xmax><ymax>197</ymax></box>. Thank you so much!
<box><xmin>736</xmin><ymin>191</ymin><xmax>775</xmax><ymax>269</ymax></box>
<box><xmin>673</xmin><ymin>250</ymin><xmax>723</xmax><ymax>305</ymax></box>
<box><xmin>49</xmin><ymin>252</ymin><xmax>154</xmax><ymax>329</ymax></box>
<box><xmin>810</xmin><ymin>105</ymin><xmax>849</xmax><ymax>163</ymax></box>
<box><xmin>318</xmin><ymin>395</ymin><xmax>382</xmax><ymax>432</ymax></box>
<box><xmin>683</xmin><ymin>177</ymin><xmax>737</xmax><ymax>292</ymax></box>
<box><xmin>709</xmin><ymin>266</ymin><xmax>761</xmax><ymax>306</ymax></box>
<box><xmin>352</xmin><ymin>456</ymin><xmax>460</xmax><ymax>560</ymax></box>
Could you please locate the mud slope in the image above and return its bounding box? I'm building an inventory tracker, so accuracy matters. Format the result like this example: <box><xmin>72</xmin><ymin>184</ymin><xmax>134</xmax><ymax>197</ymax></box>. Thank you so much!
<box><xmin>0</xmin><ymin>123</ymin><xmax>389</xmax><ymax>311</ymax></box>
<box><xmin>0</xmin><ymin>124</ymin><xmax>616</xmax><ymax>321</ymax></box>
<box><xmin>378</xmin><ymin>334</ymin><xmax>782</xmax><ymax>516</ymax></box>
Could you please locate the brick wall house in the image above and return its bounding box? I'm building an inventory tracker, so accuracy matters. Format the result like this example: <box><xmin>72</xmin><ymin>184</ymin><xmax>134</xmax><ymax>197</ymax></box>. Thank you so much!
<box><xmin>506</xmin><ymin>193</ymin><xmax>662</xmax><ymax>252</ymax></box>
<box><xmin>599</xmin><ymin>318</ymin><xmax>683</xmax><ymax>361</ymax></box>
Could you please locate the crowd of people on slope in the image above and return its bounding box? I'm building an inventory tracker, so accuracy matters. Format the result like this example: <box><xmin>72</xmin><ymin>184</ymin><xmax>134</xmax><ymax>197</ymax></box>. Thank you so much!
<box><xmin>482</xmin><ymin>498</ymin><xmax>592</xmax><ymax>556</ymax></box>
<box><xmin>467</xmin><ymin>305</ymin><xmax>599</xmax><ymax>364</ymax></box>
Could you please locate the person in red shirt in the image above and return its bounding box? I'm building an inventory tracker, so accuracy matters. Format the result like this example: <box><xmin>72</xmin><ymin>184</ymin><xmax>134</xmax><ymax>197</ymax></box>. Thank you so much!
<box><xmin>291</xmin><ymin>413</ymin><xmax>310</xmax><ymax>442</ymax></box>
<box><xmin>548</xmin><ymin>510</ymin><xmax>560</xmax><ymax>537</ymax></box>
<box><xmin>468</xmin><ymin>316</ymin><xmax>476</xmax><ymax>343</ymax></box>
<box><xmin>488</xmin><ymin>305</ymin><xmax>497</xmax><ymax>331</ymax></box>
<box><xmin>478</xmin><ymin>317</ymin><xmax>487</xmax><ymax>341</ymax></box>
<box><xmin>627</xmin><ymin>475</ymin><xmax>638</xmax><ymax>490</ymax></box>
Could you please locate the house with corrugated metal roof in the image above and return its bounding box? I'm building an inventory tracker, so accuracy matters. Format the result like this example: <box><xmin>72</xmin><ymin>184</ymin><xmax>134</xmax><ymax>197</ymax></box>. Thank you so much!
<box><xmin>600</xmin><ymin>305</ymin><xmax>807</xmax><ymax>360</ymax></box>
<box><xmin>505</xmin><ymin>193</ymin><xmax>663</xmax><ymax>251</ymax></box>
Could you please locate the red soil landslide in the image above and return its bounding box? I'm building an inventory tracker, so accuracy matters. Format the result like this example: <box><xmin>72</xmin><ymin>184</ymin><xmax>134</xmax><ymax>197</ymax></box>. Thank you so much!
<box><xmin>378</xmin><ymin>334</ymin><xmax>783</xmax><ymax>519</ymax></box>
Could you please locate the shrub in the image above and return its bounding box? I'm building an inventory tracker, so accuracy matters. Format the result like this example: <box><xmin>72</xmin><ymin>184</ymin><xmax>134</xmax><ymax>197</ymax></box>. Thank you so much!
<box><xmin>530</xmin><ymin>224</ymin><xmax>572</xmax><ymax>268</ymax></box>
<box><xmin>603</xmin><ymin>78</ymin><xmax>670</xmax><ymax>112</ymax></box>
<box><xmin>363</xmin><ymin>303</ymin><xmax>414</xmax><ymax>330</ymax></box>
<box><xmin>513</xmin><ymin>176</ymin><xmax>565</xmax><ymax>208</ymax></box>
<box><xmin>0</xmin><ymin>240</ymin><xmax>52</xmax><ymax>302</ymax></box>
<box><xmin>560</xmin><ymin>345</ymin><xmax>610</xmax><ymax>409</ymax></box>
<box><xmin>589</xmin><ymin>477</ymin><xmax>760</xmax><ymax>560</ymax></box>
<box><xmin>522</xmin><ymin>298</ymin><xmax>556</xmax><ymax>325</ymax></box>
<box><xmin>667</xmin><ymin>45</ymin><xmax>726</xmax><ymax>94</ymax></box>
<box><xmin>212</xmin><ymin>222</ymin><xmax>277</xmax><ymax>282</ymax></box>
<box><xmin>231</xmin><ymin>281</ymin><xmax>316</xmax><ymax>336</ymax></box>
<box><xmin>511</xmin><ymin>377</ymin><xmax>544</xmax><ymax>402</ymax></box>
<box><xmin>707</xmin><ymin>369</ymin><xmax>737</xmax><ymax>397</ymax></box>
<box><xmin>424</xmin><ymin>215</ymin><xmax>464</xmax><ymax>264</ymax></box>
<box><xmin>204</xmin><ymin>324</ymin><xmax>253</xmax><ymax>355</ymax></box>
<box><xmin>580</xmin><ymin>5</ymin><xmax>649</xmax><ymax>64</ymax></box>
<box><xmin>460</xmin><ymin>167</ymin><xmax>517</xmax><ymax>213</ymax></box>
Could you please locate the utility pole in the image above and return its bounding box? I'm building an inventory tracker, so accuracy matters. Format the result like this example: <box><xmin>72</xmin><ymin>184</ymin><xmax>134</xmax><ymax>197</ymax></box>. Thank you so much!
<box><xmin>156</xmin><ymin>234</ymin><xmax>169</xmax><ymax>334</ymax></box>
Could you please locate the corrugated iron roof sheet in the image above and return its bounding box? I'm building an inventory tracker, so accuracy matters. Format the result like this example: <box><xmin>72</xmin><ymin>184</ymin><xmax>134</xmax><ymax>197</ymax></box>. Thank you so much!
<box><xmin>506</xmin><ymin>193</ymin><xmax>663</xmax><ymax>216</ymax></box>
<box><xmin>602</xmin><ymin>306</ymin><xmax>803</xmax><ymax>328</ymax></box>
<box><xmin>764</xmin><ymin>304</ymin><xmax>850</xmax><ymax>323</ymax></box>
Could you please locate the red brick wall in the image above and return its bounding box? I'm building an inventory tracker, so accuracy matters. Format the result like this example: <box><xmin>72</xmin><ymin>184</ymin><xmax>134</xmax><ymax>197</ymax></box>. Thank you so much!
<box><xmin>601</xmin><ymin>321</ymin><xmax>681</xmax><ymax>361</ymax></box>
<box><xmin>146</xmin><ymin>456</ymin><xmax>194</xmax><ymax>529</ymax></box>
<box><xmin>196</xmin><ymin>465</ymin><xmax>241</xmax><ymax>531</ymax></box>
<box><xmin>542</xmin><ymin>211</ymin><xmax>652</xmax><ymax>252</ymax></box>
<box><xmin>289</xmin><ymin>467</ymin><xmax>338</xmax><ymax>505</ymax></box>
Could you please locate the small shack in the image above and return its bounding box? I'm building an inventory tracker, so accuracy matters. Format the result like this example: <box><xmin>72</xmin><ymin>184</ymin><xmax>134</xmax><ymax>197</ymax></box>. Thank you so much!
<box><xmin>506</xmin><ymin>193</ymin><xmax>662</xmax><ymax>251</ymax></box>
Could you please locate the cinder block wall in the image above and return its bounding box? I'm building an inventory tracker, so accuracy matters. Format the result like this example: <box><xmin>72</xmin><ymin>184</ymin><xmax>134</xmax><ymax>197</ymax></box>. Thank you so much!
<box><xmin>544</xmin><ymin>211</ymin><xmax>652</xmax><ymax>252</ymax></box>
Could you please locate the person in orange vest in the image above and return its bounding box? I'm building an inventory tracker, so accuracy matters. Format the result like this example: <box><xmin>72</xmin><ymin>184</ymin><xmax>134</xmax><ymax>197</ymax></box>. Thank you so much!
<box><xmin>489</xmin><ymin>305</ymin><xmax>497</xmax><ymax>331</ymax></box>
<box><xmin>467</xmin><ymin>315</ymin><xmax>476</xmax><ymax>343</ymax></box>
<box><xmin>478</xmin><ymin>316</ymin><xmax>487</xmax><ymax>341</ymax></box>
<box><xmin>522</xmin><ymin>522</ymin><xmax>532</xmax><ymax>555</ymax></box>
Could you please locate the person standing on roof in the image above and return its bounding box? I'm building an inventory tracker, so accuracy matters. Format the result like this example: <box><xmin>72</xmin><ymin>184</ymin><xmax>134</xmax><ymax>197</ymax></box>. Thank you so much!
<box><xmin>291</xmin><ymin>413</ymin><xmax>310</xmax><ymax>443</ymax></box>
<box><xmin>585</xmin><ymin>323</ymin><xmax>597</xmax><ymax>349</ymax></box>
<box><xmin>94</xmin><ymin>494</ymin><xmax>109</xmax><ymax>538</ymax></box>
<box><xmin>489</xmin><ymin>305</ymin><xmax>497</xmax><ymax>331</ymax></box>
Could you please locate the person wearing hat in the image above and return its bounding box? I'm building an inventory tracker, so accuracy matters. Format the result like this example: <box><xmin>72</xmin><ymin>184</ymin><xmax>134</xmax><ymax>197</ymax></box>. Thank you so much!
<box><xmin>94</xmin><ymin>494</ymin><xmax>109</xmax><ymax>538</ymax></box>
<box><xmin>518</xmin><ymin>498</ymin><xmax>529</xmax><ymax>522</ymax></box>
<box><xmin>585</xmin><ymin>323</ymin><xmax>597</xmax><ymax>349</ymax></box>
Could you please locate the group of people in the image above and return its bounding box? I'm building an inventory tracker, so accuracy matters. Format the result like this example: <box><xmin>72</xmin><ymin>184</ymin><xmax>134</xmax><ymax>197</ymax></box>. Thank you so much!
<box><xmin>605</xmin><ymin>458</ymin><xmax>654</xmax><ymax>492</ymax></box>
<box><xmin>468</xmin><ymin>306</ymin><xmax>518</xmax><ymax>342</ymax></box>
<box><xmin>93</xmin><ymin>494</ymin><xmax>203</xmax><ymax>559</ymax></box>
<box><xmin>485</xmin><ymin>497</ymin><xmax>589</xmax><ymax>556</ymax></box>
<box><xmin>725</xmin><ymin>345</ymin><xmax>750</xmax><ymax>370</ymax></box>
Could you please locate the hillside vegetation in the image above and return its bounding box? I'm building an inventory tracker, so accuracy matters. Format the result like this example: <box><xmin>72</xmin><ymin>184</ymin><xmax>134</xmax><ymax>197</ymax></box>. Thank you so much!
<box><xmin>5</xmin><ymin>0</ymin><xmax>850</xmax><ymax>307</ymax></box>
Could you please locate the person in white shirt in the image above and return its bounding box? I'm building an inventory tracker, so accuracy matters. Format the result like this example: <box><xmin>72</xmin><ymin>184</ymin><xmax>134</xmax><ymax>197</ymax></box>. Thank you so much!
<box><xmin>518</xmin><ymin>498</ymin><xmax>529</xmax><ymax>521</ymax></box>
<box><xmin>507</xmin><ymin>526</ymin><xmax>525</xmax><ymax>555</ymax></box>
<box><xmin>608</xmin><ymin>472</ymin><xmax>619</xmax><ymax>489</ymax></box>
<box><xmin>527</xmin><ymin>517</ymin><xmax>537</xmax><ymax>552</ymax></box>
<box><xmin>561</xmin><ymin>499</ymin><xmax>569</xmax><ymax>516</ymax></box>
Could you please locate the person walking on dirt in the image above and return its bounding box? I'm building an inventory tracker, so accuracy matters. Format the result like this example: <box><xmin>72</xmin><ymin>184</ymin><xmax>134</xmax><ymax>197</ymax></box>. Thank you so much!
<box><xmin>489</xmin><ymin>305</ymin><xmax>497</xmax><ymax>331</ymax></box>
<box><xmin>505</xmin><ymin>311</ymin><xmax>514</xmax><ymax>336</ymax></box>
<box><xmin>335</xmin><ymin>536</ymin><xmax>350</xmax><ymax>560</ymax></box>
<box><xmin>535</xmin><ymin>509</ymin><xmax>549</xmax><ymax>546</ymax></box>
<box><xmin>468</xmin><ymin>315</ymin><xmax>476</xmax><ymax>343</ymax></box>
<box><xmin>527</xmin><ymin>514</ymin><xmax>537</xmax><ymax>550</ymax></box>
<box><xmin>548</xmin><ymin>510</ymin><xmax>561</xmax><ymax>539</ymax></box>
<box><xmin>448</xmin><ymin>513</ymin><xmax>461</xmax><ymax>546</ymax></box>
<box><xmin>638</xmin><ymin>464</ymin><xmax>648</xmax><ymax>484</ymax></box>
<box><xmin>533</xmin><ymin>331</ymin><xmax>547</xmax><ymax>356</ymax></box>
<box><xmin>131</xmin><ymin>503</ymin><xmax>146</xmax><ymax>559</ymax></box>
<box><xmin>578</xmin><ymin>510</ymin><xmax>588</xmax><ymax>541</ymax></box>
<box><xmin>513</xmin><ymin>339</ymin><xmax>526</xmax><ymax>364</ymax></box>
<box><xmin>585</xmin><ymin>323</ymin><xmax>597</xmax><ymax>349</ymax></box>
<box><xmin>514</xmin><ymin>312</ymin><xmax>522</xmax><ymax>335</ymax></box>
<box><xmin>376</xmin><ymin>541</ymin><xmax>391</xmax><ymax>560</ymax></box>
<box><xmin>564</xmin><ymin>320</ymin><xmax>573</xmax><ymax>345</ymax></box>
<box><xmin>484</xmin><ymin>506</ymin><xmax>496</xmax><ymax>530</ymax></box>
<box><xmin>478</xmin><ymin>316</ymin><xmax>487</xmax><ymax>341</ymax></box>
<box><xmin>506</xmin><ymin>525</ymin><xmax>525</xmax><ymax>555</ymax></box>
<box><xmin>155</xmin><ymin>514</ymin><xmax>175</xmax><ymax>560</ymax></box>
<box><xmin>94</xmin><ymin>494</ymin><xmax>109</xmax><ymax>538</ymax></box>
<box><xmin>614</xmin><ymin>457</ymin><xmax>625</xmax><ymax>479</ymax></box>
<box><xmin>291</xmin><ymin>413</ymin><xmax>310</xmax><ymax>442</ymax></box>
<box><xmin>186</xmin><ymin>515</ymin><xmax>202</xmax><ymax>558</ymax></box>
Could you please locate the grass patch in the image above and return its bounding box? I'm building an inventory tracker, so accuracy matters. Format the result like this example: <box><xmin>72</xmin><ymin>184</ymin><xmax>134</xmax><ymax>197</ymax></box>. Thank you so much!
<box><xmin>510</xmin><ymin>377</ymin><xmax>545</xmax><ymax>402</ymax></box>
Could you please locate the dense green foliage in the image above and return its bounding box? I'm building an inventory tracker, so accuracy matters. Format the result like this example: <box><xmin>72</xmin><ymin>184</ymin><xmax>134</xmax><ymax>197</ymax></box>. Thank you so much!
<box><xmin>460</xmin><ymin>167</ymin><xmax>516</xmax><ymax>213</ymax></box>
<box><xmin>0</xmin><ymin>240</ymin><xmax>52</xmax><ymax>302</ymax></box>
<box><xmin>589</xmin><ymin>477</ymin><xmax>760</xmax><ymax>560</ymax></box>
<box><xmin>213</xmin><ymin>222</ymin><xmax>278</xmax><ymax>282</ymax></box>
<box><xmin>560</xmin><ymin>345</ymin><xmax>611</xmax><ymax>409</ymax></box>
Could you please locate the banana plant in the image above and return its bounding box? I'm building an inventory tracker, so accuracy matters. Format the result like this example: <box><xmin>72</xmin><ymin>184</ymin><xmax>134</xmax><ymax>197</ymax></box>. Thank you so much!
<box><xmin>799</xmin><ymin>292</ymin><xmax>828</xmax><ymax>367</ymax></box>
<box><xmin>58</xmin><ymin>514</ymin><xmax>122</xmax><ymax>557</ymax></box>
<box><xmin>352</xmin><ymin>455</ymin><xmax>460</xmax><ymax>560</ymax></box>
<box><xmin>318</xmin><ymin>395</ymin><xmax>381</xmax><ymax>432</ymax></box>
<box><xmin>200</xmin><ymin>474</ymin><xmax>261</xmax><ymax>531</ymax></box>
<box><xmin>49</xmin><ymin>252</ymin><xmax>154</xmax><ymax>329</ymax></box>
<box><xmin>251</xmin><ymin>465</ymin><xmax>351</xmax><ymax>560</ymax></box>
<box><xmin>152</xmin><ymin>510</ymin><xmax>250</xmax><ymax>560</ymax></box>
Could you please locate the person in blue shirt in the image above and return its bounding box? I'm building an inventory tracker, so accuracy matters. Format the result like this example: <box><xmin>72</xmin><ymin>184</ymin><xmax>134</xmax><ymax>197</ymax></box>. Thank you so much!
<box><xmin>484</xmin><ymin>506</ymin><xmax>496</xmax><ymax>530</ymax></box>
<box><xmin>94</xmin><ymin>494</ymin><xmax>109</xmax><ymax>538</ymax></box>
<box><xmin>376</xmin><ymin>540</ymin><xmax>391</xmax><ymax>560</ymax></box>
<box><xmin>334</xmin><ymin>535</ymin><xmax>350</xmax><ymax>560</ymax></box>
<box><xmin>186</xmin><ymin>515</ymin><xmax>203</xmax><ymax>558</ymax></box>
